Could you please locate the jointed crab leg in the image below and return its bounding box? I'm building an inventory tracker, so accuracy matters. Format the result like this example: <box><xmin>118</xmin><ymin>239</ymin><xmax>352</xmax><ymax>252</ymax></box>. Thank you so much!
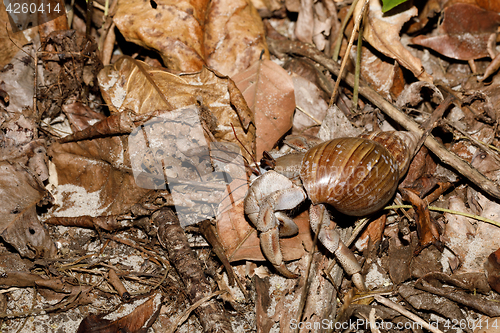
<box><xmin>309</xmin><ymin>204</ymin><xmax>366</xmax><ymax>291</ymax></box>
<box><xmin>244</xmin><ymin>171</ymin><xmax>306</xmax><ymax>278</ymax></box>
<box><xmin>244</xmin><ymin>171</ymin><xmax>367</xmax><ymax>290</ymax></box>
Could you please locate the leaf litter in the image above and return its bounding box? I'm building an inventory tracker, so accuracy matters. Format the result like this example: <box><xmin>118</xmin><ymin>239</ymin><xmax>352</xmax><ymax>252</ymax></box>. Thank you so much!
<box><xmin>3</xmin><ymin>0</ymin><xmax>500</xmax><ymax>332</ymax></box>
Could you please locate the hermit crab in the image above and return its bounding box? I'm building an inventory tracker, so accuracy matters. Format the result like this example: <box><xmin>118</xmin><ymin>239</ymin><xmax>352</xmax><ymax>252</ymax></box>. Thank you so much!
<box><xmin>244</xmin><ymin>131</ymin><xmax>418</xmax><ymax>290</ymax></box>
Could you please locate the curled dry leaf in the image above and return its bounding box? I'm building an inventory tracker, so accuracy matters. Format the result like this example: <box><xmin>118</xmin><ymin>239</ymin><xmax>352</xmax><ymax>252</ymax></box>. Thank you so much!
<box><xmin>295</xmin><ymin>0</ymin><xmax>336</xmax><ymax>51</ymax></box>
<box><xmin>113</xmin><ymin>0</ymin><xmax>208</xmax><ymax>72</ymax></box>
<box><xmin>205</xmin><ymin>0</ymin><xmax>269</xmax><ymax>77</ymax></box>
<box><xmin>98</xmin><ymin>56</ymin><xmax>255</xmax><ymax>160</ymax></box>
<box><xmin>412</xmin><ymin>3</ymin><xmax>500</xmax><ymax>61</ymax></box>
<box><xmin>402</xmin><ymin>188</ymin><xmax>442</xmax><ymax>253</ymax></box>
<box><xmin>232</xmin><ymin>59</ymin><xmax>295</xmax><ymax>160</ymax></box>
<box><xmin>351</xmin><ymin>45</ymin><xmax>397</xmax><ymax>101</ymax></box>
<box><xmin>291</xmin><ymin>74</ymin><xmax>328</xmax><ymax>134</ymax></box>
<box><xmin>395</xmin><ymin>81</ymin><xmax>444</xmax><ymax>108</ymax></box>
<box><xmin>77</xmin><ymin>292</ymin><xmax>163</xmax><ymax>333</ymax></box>
<box><xmin>354</xmin><ymin>0</ymin><xmax>433</xmax><ymax>82</ymax></box>
<box><xmin>0</xmin><ymin>162</ymin><xmax>56</xmax><ymax>258</ymax></box>
<box><xmin>485</xmin><ymin>248</ymin><xmax>500</xmax><ymax>293</ymax></box>
<box><xmin>113</xmin><ymin>0</ymin><xmax>268</xmax><ymax>76</ymax></box>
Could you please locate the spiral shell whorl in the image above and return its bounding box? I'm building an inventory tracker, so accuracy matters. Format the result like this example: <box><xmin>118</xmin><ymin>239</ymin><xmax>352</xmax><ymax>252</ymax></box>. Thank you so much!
<box><xmin>361</xmin><ymin>131</ymin><xmax>418</xmax><ymax>177</ymax></box>
<box><xmin>300</xmin><ymin>138</ymin><xmax>399</xmax><ymax>216</ymax></box>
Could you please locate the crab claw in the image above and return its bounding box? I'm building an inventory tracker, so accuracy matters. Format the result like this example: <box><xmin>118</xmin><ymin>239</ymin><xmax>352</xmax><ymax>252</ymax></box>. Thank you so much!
<box><xmin>310</xmin><ymin>204</ymin><xmax>366</xmax><ymax>291</ymax></box>
<box><xmin>255</xmin><ymin>188</ymin><xmax>306</xmax><ymax>277</ymax></box>
<box><xmin>260</xmin><ymin>228</ymin><xmax>299</xmax><ymax>278</ymax></box>
<box><xmin>244</xmin><ymin>171</ymin><xmax>307</xmax><ymax>277</ymax></box>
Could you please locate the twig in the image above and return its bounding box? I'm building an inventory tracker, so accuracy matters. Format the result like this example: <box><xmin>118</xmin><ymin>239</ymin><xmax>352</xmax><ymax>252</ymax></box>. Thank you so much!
<box><xmin>294</xmin><ymin>220</ymin><xmax>323</xmax><ymax>333</ymax></box>
<box><xmin>266</xmin><ymin>37</ymin><xmax>500</xmax><ymax>200</ymax></box>
<box><xmin>330</xmin><ymin>0</ymin><xmax>369</xmax><ymax>106</ymax></box>
<box><xmin>154</xmin><ymin>208</ymin><xmax>234</xmax><ymax>332</ymax></box>
<box><xmin>384</xmin><ymin>204</ymin><xmax>500</xmax><ymax>228</ymax></box>
<box><xmin>332</xmin><ymin>0</ymin><xmax>360</xmax><ymax>61</ymax></box>
<box><xmin>167</xmin><ymin>291</ymin><xmax>227</xmax><ymax>333</ymax></box>
<box><xmin>446</xmin><ymin>119</ymin><xmax>500</xmax><ymax>166</ymax></box>
<box><xmin>374</xmin><ymin>295</ymin><xmax>445</xmax><ymax>333</ymax></box>
<box><xmin>352</xmin><ymin>4</ymin><xmax>368</xmax><ymax>112</ymax></box>
<box><xmin>368</xmin><ymin>308</ymin><xmax>381</xmax><ymax>333</ymax></box>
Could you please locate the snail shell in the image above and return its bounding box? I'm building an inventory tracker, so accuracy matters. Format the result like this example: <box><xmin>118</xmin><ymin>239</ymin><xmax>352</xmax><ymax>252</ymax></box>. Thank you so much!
<box><xmin>361</xmin><ymin>131</ymin><xmax>418</xmax><ymax>176</ymax></box>
<box><xmin>300</xmin><ymin>137</ymin><xmax>401</xmax><ymax>216</ymax></box>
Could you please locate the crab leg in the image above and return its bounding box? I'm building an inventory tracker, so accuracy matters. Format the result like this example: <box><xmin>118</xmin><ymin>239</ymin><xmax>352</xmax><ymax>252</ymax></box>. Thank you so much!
<box><xmin>255</xmin><ymin>188</ymin><xmax>307</xmax><ymax>278</ymax></box>
<box><xmin>309</xmin><ymin>204</ymin><xmax>366</xmax><ymax>291</ymax></box>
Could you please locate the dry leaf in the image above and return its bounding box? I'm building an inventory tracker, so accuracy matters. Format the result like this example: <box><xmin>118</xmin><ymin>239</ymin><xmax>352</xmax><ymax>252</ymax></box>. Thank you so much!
<box><xmin>205</xmin><ymin>0</ymin><xmax>270</xmax><ymax>77</ymax></box>
<box><xmin>113</xmin><ymin>0</ymin><xmax>268</xmax><ymax>75</ymax></box>
<box><xmin>354</xmin><ymin>0</ymin><xmax>433</xmax><ymax>82</ymax></box>
<box><xmin>113</xmin><ymin>0</ymin><xmax>207</xmax><ymax>71</ymax></box>
<box><xmin>412</xmin><ymin>3</ymin><xmax>500</xmax><ymax>61</ymax></box>
<box><xmin>295</xmin><ymin>0</ymin><xmax>314</xmax><ymax>44</ymax></box>
<box><xmin>295</xmin><ymin>0</ymin><xmax>336</xmax><ymax>51</ymax></box>
<box><xmin>77</xmin><ymin>292</ymin><xmax>163</xmax><ymax>333</ymax></box>
<box><xmin>232</xmin><ymin>59</ymin><xmax>295</xmax><ymax>160</ymax></box>
<box><xmin>98</xmin><ymin>56</ymin><xmax>255</xmax><ymax>160</ymax></box>
<box><xmin>291</xmin><ymin>74</ymin><xmax>328</xmax><ymax>134</ymax></box>
<box><xmin>351</xmin><ymin>45</ymin><xmax>397</xmax><ymax>101</ymax></box>
<box><xmin>47</xmin><ymin>137</ymin><xmax>152</xmax><ymax>218</ymax></box>
<box><xmin>0</xmin><ymin>161</ymin><xmax>56</xmax><ymax>258</ymax></box>
<box><xmin>485</xmin><ymin>248</ymin><xmax>500</xmax><ymax>294</ymax></box>
<box><xmin>443</xmin><ymin>194</ymin><xmax>500</xmax><ymax>273</ymax></box>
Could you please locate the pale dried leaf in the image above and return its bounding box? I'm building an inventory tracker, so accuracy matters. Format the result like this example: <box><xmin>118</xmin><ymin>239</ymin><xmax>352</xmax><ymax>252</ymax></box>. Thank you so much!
<box><xmin>232</xmin><ymin>59</ymin><xmax>295</xmax><ymax>160</ymax></box>
<box><xmin>98</xmin><ymin>56</ymin><xmax>255</xmax><ymax>159</ymax></box>
<box><xmin>291</xmin><ymin>74</ymin><xmax>328</xmax><ymax>134</ymax></box>
<box><xmin>443</xmin><ymin>195</ymin><xmax>500</xmax><ymax>273</ymax></box>
<box><xmin>113</xmin><ymin>0</ymin><xmax>207</xmax><ymax>71</ymax></box>
<box><xmin>351</xmin><ymin>45</ymin><xmax>395</xmax><ymax>100</ymax></box>
<box><xmin>205</xmin><ymin>0</ymin><xmax>270</xmax><ymax>76</ymax></box>
<box><xmin>354</xmin><ymin>0</ymin><xmax>433</xmax><ymax>82</ymax></box>
<box><xmin>0</xmin><ymin>162</ymin><xmax>56</xmax><ymax>258</ymax></box>
<box><xmin>318</xmin><ymin>105</ymin><xmax>361</xmax><ymax>141</ymax></box>
<box><xmin>295</xmin><ymin>0</ymin><xmax>314</xmax><ymax>44</ymax></box>
<box><xmin>412</xmin><ymin>3</ymin><xmax>500</xmax><ymax>61</ymax></box>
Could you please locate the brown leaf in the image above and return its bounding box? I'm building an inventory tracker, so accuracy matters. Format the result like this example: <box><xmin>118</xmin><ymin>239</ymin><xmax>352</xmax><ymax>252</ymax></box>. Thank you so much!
<box><xmin>113</xmin><ymin>0</ymin><xmax>208</xmax><ymax>72</ymax></box>
<box><xmin>205</xmin><ymin>0</ymin><xmax>269</xmax><ymax>77</ymax></box>
<box><xmin>485</xmin><ymin>248</ymin><xmax>500</xmax><ymax>293</ymax></box>
<box><xmin>98</xmin><ymin>57</ymin><xmax>255</xmax><ymax>160</ymax></box>
<box><xmin>291</xmin><ymin>74</ymin><xmax>328</xmax><ymax>134</ymax></box>
<box><xmin>400</xmin><ymin>188</ymin><xmax>443</xmax><ymax>253</ymax></box>
<box><xmin>113</xmin><ymin>0</ymin><xmax>268</xmax><ymax>76</ymax></box>
<box><xmin>295</xmin><ymin>0</ymin><xmax>314</xmax><ymax>44</ymax></box>
<box><xmin>354</xmin><ymin>0</ymin><xmax>433</xmax><ymax>82</ymax></box>
<box><xmin>77</xmin><ymin>292</ymin><xmax>163</xmax><ymax>333</ymax></box>
<box><xmin>0</xmin><ymin>162</ymin><xmax>56</xmax><ymax>258</ymax></box>
<box><xmin>412</xmin><ymin>3</ymin><xmax>500</xmax><ymax>61</ymax></box>
<box><xmin>232</xmin><ymin>59</ymin><xmax>295</xmax><ymax>160</ymax></box>
<box><xmin>351</xmin><ymin>45</ymin><xmax>398</xmax><ymax>101</ymax></box>
<box><xmin>0</xmin><ymin>2</ymin><xmax>29</xmax><ymax>68</ymax></box>
<box><xmin>47</xmin><ymin>137</ymin><xmax>152</xmax><ymax>218</ymax></box>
